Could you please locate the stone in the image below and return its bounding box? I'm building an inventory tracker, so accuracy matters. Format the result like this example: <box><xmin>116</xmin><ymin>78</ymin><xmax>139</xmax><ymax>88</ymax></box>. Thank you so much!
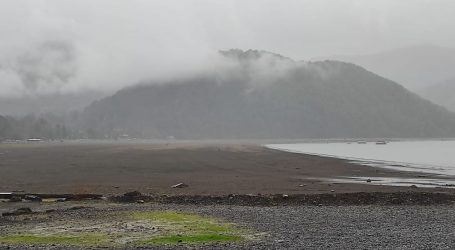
<box><xmin>124</xmin><ymin>191</ymin><xmax>142</xmax><ymax>197</ymax></box>
<box><xmin>9</xmin><ymin>196</ymin><xmax>22</xmax><ymax>202</ymax></box>
<box><xmin>24</xmin><ymin>195</ymin><xmax>42</xmax><ymax>202</ymax></box>
<box><xmin>69</xmin><ymin>206</ymin><xmax>88</xmax><ymax>210</ymax></box>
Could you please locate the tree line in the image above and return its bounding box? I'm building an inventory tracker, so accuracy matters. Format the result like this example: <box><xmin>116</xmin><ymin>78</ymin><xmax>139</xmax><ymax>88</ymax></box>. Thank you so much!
<box><xmin>0</xmin><ymin>114</ymin><xmax>70</xmax><ymax>141</ymax></box>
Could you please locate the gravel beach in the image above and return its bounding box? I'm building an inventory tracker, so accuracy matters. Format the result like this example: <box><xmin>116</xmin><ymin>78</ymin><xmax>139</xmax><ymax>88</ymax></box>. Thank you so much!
<box><xmin>1</xmin><ymin>202</ymin><xmax>455</xmax><ymax>249</ymax></box>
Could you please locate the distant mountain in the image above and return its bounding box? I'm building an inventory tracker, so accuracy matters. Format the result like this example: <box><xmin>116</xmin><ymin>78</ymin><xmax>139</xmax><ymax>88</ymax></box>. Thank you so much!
<box><xmin>0</xmin><ymin>91</ymin><xmax>106</xmax><ymax>116</ymax></box>
<box><xmin>419</xmin><ymin>78</ymin><xmax>455</xmax><ymax>112</ymax></box>
<box><xmin>318</xmin><ymin>45</ymin><xmax>455</xmax><ymax>91</ymax></box>
<box><xmin>81</xmin><ymin>49</ymin><xmax>455</xmax><ymax>139</ymax></box>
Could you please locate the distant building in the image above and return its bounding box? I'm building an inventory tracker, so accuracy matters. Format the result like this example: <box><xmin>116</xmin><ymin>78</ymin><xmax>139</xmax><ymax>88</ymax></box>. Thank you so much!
<box><xmin>27</xmin><ymin>138</ymin><xmax>42</xmax><ymax>142</ymax></box>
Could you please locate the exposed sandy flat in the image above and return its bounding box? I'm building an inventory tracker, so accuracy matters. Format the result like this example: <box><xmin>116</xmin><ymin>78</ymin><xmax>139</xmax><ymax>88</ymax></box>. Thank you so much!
<box><xmin>0</xmin><ymin>141</ymin><xmax>452</xmax><ymax>195</ymax></box>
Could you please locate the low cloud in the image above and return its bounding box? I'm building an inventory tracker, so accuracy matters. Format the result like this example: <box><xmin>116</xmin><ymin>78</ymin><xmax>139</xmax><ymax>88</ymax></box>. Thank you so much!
<box><xmin>0</xmin><ymin>0</ymin><xmax>455</xmax><ymax>97</ymax></box>
<box><xmin>15</xmin><ymin>40</ymin><xmax>76</xmax><ymax>93</ymax></box>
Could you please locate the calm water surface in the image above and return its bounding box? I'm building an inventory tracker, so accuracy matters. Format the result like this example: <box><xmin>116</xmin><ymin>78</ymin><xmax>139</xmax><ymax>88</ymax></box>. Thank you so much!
<box><xmin>266</xmin><ymin>140</ymin><xmax>455</xmax><ymax>187</ymax></box>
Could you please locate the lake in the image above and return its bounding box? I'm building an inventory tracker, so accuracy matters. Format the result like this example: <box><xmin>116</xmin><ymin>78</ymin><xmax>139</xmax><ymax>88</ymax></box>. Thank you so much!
<box><xmin>266</xmin><ymin>140</ymin><xmax>455</xmax><ymax>187</ymax></box>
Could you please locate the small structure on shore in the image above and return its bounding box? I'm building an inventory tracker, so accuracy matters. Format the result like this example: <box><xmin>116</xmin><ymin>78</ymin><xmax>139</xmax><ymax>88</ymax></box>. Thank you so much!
<box><xmin>27</xmin><ymin>138</ymin><xmax>42</xmax><ymax>142</ymax></box>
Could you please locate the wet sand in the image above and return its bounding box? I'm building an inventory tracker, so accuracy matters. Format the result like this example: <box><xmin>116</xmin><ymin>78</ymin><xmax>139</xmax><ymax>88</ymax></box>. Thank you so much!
<box><xmin>0</xmin><ymin>142</ymin><xmax>452</xmax><ymax>195</ymax></box>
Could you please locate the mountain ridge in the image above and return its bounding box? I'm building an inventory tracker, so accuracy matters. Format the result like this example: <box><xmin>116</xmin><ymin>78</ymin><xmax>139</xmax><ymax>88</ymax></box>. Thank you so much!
<box><xmin>80</xmin><ymin>49</ymin><xmax>455</xmax><ymax>139</ymax></box>
<box><xmin>316</xmin><ymin>44</ymin><xmax>455</xmax><ymax>91</ymax></box>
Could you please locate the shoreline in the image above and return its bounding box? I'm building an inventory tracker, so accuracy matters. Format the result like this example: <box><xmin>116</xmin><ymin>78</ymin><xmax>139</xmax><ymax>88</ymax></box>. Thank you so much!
<box><xmin>1</xmin><ymin>142</ymin><xmax>454</xmax><ymax>196</ymax></box>
<box><xmin>266</xmin><ymin>142</ymin><xmax>455</xmax><ymax>187</ymax></box>
<box><xmin>2</xmin><ymin>142</ymin><xmax>455</xmax><ymax>248</ymax></box>
<box><xmin>3</xmin><ymin>191</ymin><xmax>455</xmax><ymax>207</ymax></box>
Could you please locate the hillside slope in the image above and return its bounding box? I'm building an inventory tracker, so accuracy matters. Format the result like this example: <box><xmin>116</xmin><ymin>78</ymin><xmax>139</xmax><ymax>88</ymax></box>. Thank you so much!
<box><xmin>82</xmin><ymin>49</ymin><xmax>455</xmax><ymax>139</ymax></box>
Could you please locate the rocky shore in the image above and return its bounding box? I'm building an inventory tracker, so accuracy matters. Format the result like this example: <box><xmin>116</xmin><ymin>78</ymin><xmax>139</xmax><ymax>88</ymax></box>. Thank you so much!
<box><xmin>2</xmin><ymin>200</ymin><xmax>455</xmax><ymax>249</ymax></box>
<box><xmin>2</xmin><ymin>190</ymin><xmax>455</xmax><ymax>207</ymax></box>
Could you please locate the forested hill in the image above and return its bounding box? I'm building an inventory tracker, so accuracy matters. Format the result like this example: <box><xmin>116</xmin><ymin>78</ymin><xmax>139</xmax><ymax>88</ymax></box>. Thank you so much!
<box><xmin>80</xmin><ymin>49</ymin><xmax>455</xmax><ymax>139</ymax></box>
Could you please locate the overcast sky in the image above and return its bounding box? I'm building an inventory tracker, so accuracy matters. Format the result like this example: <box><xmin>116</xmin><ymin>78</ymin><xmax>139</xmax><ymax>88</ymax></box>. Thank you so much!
<box><xmin>0</xmin><ymin>0</ymin><xmax>454</xmax><ymax>96</ymax></box>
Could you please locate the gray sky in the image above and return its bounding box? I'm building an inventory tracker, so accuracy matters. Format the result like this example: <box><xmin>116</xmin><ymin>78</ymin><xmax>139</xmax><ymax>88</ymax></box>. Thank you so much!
<box><xmin>0</xmin><ymin>0</ymin><xmax>454</xmax><ymax>96</ymax></box>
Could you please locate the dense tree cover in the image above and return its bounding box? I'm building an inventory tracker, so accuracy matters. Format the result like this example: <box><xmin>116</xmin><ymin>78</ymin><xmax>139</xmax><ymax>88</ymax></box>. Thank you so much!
<box><xmin>4</xmin><ymin>50</ymin><xmax>455</xmax><ymax>140</ymax></box>
<box><xmin>80</xmin><ymin>50</ymin><xmax>455</xmax><ymax>139</ymax></box>
<box><xmin>0</xmin><ymin>114</ymin><xmax>70</xmax><ymax>141</ymax></box>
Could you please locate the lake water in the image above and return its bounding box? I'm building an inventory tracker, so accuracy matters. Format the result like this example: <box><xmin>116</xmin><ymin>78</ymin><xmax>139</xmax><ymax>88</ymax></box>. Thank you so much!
<box><xmin>266</xmin><ymin>140</ymin><xmax>455</xmax><ymax>187</ymax></box>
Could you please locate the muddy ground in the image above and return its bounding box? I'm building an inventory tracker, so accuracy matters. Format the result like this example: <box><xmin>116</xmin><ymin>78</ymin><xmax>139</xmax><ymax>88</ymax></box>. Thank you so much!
<box><xmin>0</xmin><ymin>141</ymin><xmax>452</xmax><ymax>195</ymax></box>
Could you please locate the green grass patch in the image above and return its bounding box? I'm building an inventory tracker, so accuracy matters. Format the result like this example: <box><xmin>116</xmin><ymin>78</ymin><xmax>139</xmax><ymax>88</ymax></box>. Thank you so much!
<box><xmin>128</xmin><ymin>210</ymin><xmax>246</xmax><ymax>244</ymax></box>
<box><xmin>0</xmin><ymin>210</ymin><xmax>249</xmax><ymax>247</ymax></box>
<box><xmin>0</xmin><ymin>233</ymin><xmax>109</xmax><ymax>246</ymax></box>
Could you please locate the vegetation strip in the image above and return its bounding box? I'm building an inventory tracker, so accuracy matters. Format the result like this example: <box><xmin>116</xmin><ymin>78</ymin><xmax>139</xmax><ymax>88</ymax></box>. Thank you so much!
<box><xmin>129</xmin><ymin>211</ymin><xmax>245</xmax><ymax>244</ymax></box>
<box><xmin>0</xmin><ymin>210</ymin><xmax>248</xmax><ymax>247</ymax></box>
